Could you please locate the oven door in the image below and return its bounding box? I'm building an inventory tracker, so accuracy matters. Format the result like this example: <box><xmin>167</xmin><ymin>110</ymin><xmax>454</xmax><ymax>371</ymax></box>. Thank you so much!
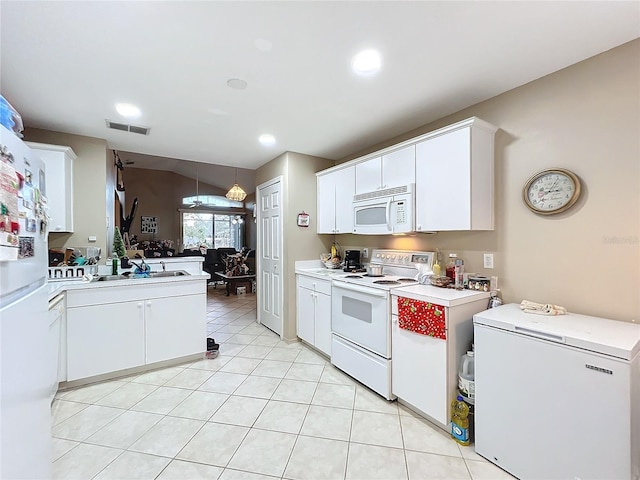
<box><xmin>353</xmin><ymin>197</ymin><xmax>393</xmax><ymax>235</ymax></box>
<box><xmin>331</xmin><ymin>281</ymin><xmax>390</xmax><ymax>357</ymax></box>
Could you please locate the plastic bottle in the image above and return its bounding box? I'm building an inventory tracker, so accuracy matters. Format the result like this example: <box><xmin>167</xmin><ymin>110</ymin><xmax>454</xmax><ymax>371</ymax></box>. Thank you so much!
<box><xmin>488</xmin><ymin>290</ymin><xmax>503</xmax><ymax>309</ymax></box>
<box><xmin>454</xmin><ymin>258</ymin><xmax>464</xmax><ymax>290</ymax></box>
<box><xmin>451</xmin><ymin>395</ymin><xmax>470</xmax><ymax>446</ymax></box>
<box><xmin>445</xmin><ymin>253</ymin><xmax>457</xmax><ymax>280</ymax></box>
<box><xmin>458</xmin><ymin>351</ymin><xmax>475</xmax><ymax>400</ymax></box>
<box><xmin>432</xmin><ymin>249</ymin><xmax>442</xmax><ymax>276</ymax></box>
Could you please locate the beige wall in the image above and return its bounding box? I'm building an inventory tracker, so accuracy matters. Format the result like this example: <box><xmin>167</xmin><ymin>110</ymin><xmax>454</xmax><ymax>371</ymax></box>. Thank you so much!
<box><xmin>123</xmin><ymin>167</ymin><xmax>254</xmax><ymax>250</ymax></box>
<box><xmin>335</xmin><ymin>39</ymin><xmax>640</xmax><ymax>322</ymax></box>
<box><xmin>256</xmin><ymin>152</ymin><xmax>334</xmax><ymax>341</ymax></box>
<box><xmin>23</xmin><ymin>128</ymin><xmax>110</xmax><ymax>258</ymax></box>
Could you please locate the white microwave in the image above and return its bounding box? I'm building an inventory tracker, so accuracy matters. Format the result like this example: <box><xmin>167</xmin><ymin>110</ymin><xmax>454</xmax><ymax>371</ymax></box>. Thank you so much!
<box><xmin>352</xmin><ymin>184</ymin><xmax>414</xmax><ymax>234</ymax></box>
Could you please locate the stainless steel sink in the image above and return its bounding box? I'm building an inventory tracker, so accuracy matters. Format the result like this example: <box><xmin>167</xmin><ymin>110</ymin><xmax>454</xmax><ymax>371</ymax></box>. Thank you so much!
<box><xmin>92</xmin><ymin>270</ymin><xmax>189</xmax><ymax>282</ymax></box>
<box><xmin>95</xmin><ymin>274</ymin><xmax>129</xmax><ymax>281</ymax></box>
<box><xmin>147</xmin><ymin>270</ymin><xmax>189</xmax><ymax>278</ymax></box>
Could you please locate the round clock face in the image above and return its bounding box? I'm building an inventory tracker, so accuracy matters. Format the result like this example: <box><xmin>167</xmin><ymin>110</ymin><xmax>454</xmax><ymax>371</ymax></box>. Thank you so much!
<box><xmin>523</xmin><ymin>169</ymin><xmax>581</xmax><ymax>215</ymax></box>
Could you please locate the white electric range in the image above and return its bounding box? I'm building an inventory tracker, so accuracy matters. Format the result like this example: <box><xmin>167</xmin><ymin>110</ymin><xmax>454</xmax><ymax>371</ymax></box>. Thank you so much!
<box><xmin>331</xmin><ymin>249</ymin><xmax>435</xmax><ymax>399</ymax></box>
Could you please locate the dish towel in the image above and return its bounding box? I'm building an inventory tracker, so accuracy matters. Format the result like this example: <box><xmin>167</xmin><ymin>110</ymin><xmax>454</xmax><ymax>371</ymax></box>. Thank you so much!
<box><xmin>397</xmin><ymin>297</ymin><xmax>447</xmax><ymax>339</ymax></box>
<box><xmin>520</xmin><ymin>299</ymin><xmax>567</xmax><ymax>316</ymax></box>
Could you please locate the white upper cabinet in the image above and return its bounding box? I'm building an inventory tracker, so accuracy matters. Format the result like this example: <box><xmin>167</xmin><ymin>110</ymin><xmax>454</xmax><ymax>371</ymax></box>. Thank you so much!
<box><xmin>355</xmin><ymin>156</ymin><xmax>382</xmax><ymax>194</ymax></box>
<box><xmin>317</xmin><ymin>165</ymin><xmax>355</xmax><ymax>234</ymax></box>
<box><xmin>382</xmin><ymin>145</ymin><xmax>415</xmax><ymax>190</ymax></box>
<box><xmin>355</xmin><ymin>145</ymin><xmax>415</xmax><ymax>194</ymax></box>
<box><xmin>27</xmin><ymin>142</ymin><xmax>76</xmax><ymax>233</ymax></box>
<box><xmin>315</xmin><ymin>117</ymin><xmax>497</xmax><ymax>233</ymax></box>
<box><xmin>415</xmin><ymin>118</ymin><xmax>497</xmax><ymax>231</ymax></box>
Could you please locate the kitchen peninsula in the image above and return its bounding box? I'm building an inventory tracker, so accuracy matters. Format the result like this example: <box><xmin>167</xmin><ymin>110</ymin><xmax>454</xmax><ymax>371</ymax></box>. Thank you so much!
<box><xmin>49</xmin><ymin>260</ymin><xmax>209</xmax><ymax>389</ymax></box>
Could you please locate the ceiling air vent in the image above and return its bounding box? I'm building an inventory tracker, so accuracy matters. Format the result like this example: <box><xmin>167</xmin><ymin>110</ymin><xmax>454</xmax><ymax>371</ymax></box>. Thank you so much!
<box><xmin>105</xmin><ymin>119</ymin><xmax>150</xmax><ymax>135</ymax></box>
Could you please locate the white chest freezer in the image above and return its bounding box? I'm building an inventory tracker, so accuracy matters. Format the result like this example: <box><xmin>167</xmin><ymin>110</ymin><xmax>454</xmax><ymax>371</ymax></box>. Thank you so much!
<box><xmin>473</xmin><ymin>304</ymin><xmax>640</xmax><ymax>480</ymax></box>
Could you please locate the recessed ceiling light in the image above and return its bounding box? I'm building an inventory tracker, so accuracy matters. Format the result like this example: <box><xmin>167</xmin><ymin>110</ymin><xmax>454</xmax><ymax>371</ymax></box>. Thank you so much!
<box><xmin>259</xmin><ymin>134</ymin><xmax>276</xmax><ymax>146</ymax></box>
<box><xmin>351</xmin><ymin>49</ymin><xmax>382</xmax><ymax>75</ymax></box>
<box><xmin>227</xmin><ymin>78</ymin><xmax>248</xmax><ymax>90</ymax></box>
<box><xmin>115</xmin><ymin>103</ymin><xmax>141</xmax><ymax>117</ymax></box>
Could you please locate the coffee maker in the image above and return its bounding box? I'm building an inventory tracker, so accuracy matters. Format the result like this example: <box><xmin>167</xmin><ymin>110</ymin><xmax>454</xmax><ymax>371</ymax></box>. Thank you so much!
<box><xmin>344</xmin><ymin>250</ymin><xmax>362</xmax><ymax>271</ymax></box>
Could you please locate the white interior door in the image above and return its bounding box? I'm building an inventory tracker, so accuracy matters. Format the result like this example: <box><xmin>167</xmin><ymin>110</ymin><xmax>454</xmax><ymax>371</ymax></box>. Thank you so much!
<box><xmin>257</xmin><ymin>177</ymin><xmax>283</xmax><ymax>336</ymax></box>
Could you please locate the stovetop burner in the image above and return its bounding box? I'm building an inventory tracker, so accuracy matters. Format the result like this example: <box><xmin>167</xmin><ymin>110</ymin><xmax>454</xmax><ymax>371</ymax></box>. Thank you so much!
<box><xmin>345</xmin><ymin>275</ymin><xmax>363</xmax><ymax>279</ymax></box>
<box><xmin>363</xmin><ymin>274</ymin><xmax>384</xmax><ymax>278</ymax></box>
<box><xmin>373</xmin><ymin>280</ymin><xmax>401</xmax><ymax>285</ymax></box>
<box><xmin>397</xmin><ymin>278</ymin><xmax>417</xmax><ymax>282</ymax></box>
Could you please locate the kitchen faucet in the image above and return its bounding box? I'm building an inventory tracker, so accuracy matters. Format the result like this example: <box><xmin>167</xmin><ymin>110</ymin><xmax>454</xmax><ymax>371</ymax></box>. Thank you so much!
<box><xmin>160</xmin><ymin>261</ymin><xmax>166</xmax><ymax>272</ymax></box>
<box><xmin>130</xmin><ymin>259</ymin><xmax>149</xmax><ymax>273</ymax></box>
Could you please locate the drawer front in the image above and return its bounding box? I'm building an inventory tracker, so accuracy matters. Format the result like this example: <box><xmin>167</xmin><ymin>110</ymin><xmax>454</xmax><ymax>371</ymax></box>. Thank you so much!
<box><xmin>67</xmin><ymin>280</ymin><xmax>203</xmax><ymax>307</ymax></box>
<box><xmin>297</xmin><ymin>275</ymin><xmax>331</xmax><ymax>295</ymax></box>
<box><xmin>331</xmin><ymin>334</ymin><xmax>392</xmax><ymax>400</ymax></box>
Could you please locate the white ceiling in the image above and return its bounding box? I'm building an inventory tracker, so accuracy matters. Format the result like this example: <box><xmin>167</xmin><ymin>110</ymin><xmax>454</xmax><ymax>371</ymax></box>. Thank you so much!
<box><xmin>1</xmin><ymin>1</ymin><xmax>638</xmax><ymax>173</ymax></box>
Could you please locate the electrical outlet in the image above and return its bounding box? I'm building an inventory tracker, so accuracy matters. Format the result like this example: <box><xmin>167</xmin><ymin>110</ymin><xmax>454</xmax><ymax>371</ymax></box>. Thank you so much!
<box><xmin>362</xmin><ymin>248</ymin><xmax>369</xmax><ymax>259</ymax></box>
<box><xmin>483</xmin><ymin>253</ymin><xmax>494</xmax><ymax>269</ymax></box>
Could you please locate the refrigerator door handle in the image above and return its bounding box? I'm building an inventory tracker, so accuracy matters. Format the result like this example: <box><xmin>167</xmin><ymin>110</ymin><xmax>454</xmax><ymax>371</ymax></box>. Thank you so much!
<box><xmin>514</xmin><ymin>326</ymin><xmax>566</xmax><ymax>343</ymax></box>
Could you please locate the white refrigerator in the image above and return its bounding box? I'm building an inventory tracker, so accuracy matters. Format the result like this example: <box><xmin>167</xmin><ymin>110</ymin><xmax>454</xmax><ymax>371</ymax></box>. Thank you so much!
<box><xmin>473</xmin><ymin>304</ymin><xmax>640</xmax><ymax>480</ymax></box>
<box><xmin>0</xmin><ymin>124</ymin><xmax>51</xmax><ymax>479</ymax></box>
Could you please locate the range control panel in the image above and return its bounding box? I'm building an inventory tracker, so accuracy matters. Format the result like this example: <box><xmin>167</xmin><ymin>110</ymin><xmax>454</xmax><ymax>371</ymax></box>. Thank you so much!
<box><xmin>370</xmin><ymin>249</ymin><xmax>435</xmax><ymax>267</ymax></box>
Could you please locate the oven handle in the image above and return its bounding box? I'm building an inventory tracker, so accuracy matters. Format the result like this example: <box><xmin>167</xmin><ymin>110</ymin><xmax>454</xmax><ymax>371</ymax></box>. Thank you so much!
<box><xmin>333</xmin><ymin>281</ymin><xmax>389</xmax><ymax>298</ymax></box>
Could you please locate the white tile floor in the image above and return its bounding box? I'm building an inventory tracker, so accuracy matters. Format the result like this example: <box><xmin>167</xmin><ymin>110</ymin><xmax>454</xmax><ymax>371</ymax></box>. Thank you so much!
<box><xmin>51</xmin><ymin>288</ymin><xmax>514</xmax><ymax>480</ymax></box>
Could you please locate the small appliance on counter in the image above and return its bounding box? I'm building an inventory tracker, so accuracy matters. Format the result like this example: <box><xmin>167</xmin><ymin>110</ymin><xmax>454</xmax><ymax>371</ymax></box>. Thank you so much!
<box><xmin>343</xmin><ymin>250</ymin><xmax>362</xmax><ymax>272</ymax></box>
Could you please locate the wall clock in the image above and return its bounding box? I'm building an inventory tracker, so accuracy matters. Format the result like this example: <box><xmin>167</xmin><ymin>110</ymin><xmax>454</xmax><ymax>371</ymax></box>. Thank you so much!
<box><xmin>523</xmin><ymin>168</ymin><xmax>581</xmax><ymax>215</ymax></box>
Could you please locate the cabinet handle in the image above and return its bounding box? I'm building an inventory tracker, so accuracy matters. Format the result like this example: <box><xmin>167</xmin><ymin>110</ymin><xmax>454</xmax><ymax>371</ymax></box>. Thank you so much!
<box><xmin>137</xmin><ymin>302</ymin><xmax>143</xmax><ymax>308</ymax></box>
<box><xmin>146</xmin><ymin>301</ymin><xmax>152</xmax><ymax>307</ymax></box>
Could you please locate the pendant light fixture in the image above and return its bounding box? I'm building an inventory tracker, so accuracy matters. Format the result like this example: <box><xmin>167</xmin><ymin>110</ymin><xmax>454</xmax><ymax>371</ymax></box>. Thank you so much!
<box><xmin>226</xmin><ymin>167</ymin><xmax>247</xmax><ymax>202</ymax></box>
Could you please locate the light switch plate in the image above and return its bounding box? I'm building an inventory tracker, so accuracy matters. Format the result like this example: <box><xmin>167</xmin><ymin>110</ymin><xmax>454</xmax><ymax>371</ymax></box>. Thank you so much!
<box><xmin>483</xmin><ymin>253</ymin><xmax>494</xmax><ymax>269</ymax></box>
<box><xmin>362</xmin><ymin>248</ymin><xmax>369</xmax><ymax>259</ymax></box>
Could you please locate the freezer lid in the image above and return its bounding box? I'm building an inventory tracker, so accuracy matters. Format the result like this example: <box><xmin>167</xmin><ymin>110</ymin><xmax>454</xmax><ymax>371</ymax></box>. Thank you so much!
<box><xmin>473</xmin><ymin>303</ymin><xmax>640</xmax><ymax>360</ymax></box>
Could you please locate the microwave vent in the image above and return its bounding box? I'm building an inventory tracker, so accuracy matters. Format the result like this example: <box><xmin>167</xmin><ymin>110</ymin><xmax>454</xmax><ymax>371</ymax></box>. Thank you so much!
<box><xmin>105</xmin><ymin>119</ymin><xmax>150</xmax><ymax>135</ymax></box>
<box><xmin>354</xmin><ymin>185</ymin><xmax>410</xmax><ymax>202</ymax></box>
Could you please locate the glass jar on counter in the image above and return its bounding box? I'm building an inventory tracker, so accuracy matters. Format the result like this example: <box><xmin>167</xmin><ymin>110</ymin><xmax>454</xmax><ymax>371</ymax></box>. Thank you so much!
<box><xmin>446</xmin><ymin>253</ymin><xmax>457</xmax><ymax>280</ymax></box>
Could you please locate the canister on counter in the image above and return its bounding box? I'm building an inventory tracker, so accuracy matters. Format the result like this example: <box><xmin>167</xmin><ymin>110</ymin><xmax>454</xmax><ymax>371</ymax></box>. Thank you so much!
<box><xmin>467</xmin><ymin>275</ymin><xmax>490</xmax><ymax>292</ymax></box>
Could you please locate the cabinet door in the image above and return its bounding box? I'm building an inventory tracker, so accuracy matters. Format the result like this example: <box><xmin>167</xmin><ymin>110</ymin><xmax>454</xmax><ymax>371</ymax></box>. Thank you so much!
<box><xmin>382</xmin><ymin>145</ymin><xmax>415</xmax><ymax>189</ymax></box>
<box><xmin>333</xmin><ymin>166</ymin><xmax>355</xmax><ymax>234</ymax></box>
<box><xmin>145</xmin><ymin>294</ymin><xmax>206</xmax><ymax>364</ymax></box>
<box><xmin>296</xmin><ymin>284</ymin><xmax>315</xmax><ymax>345</ymax></box>
<box><xmin>314</xmin><ymin>291</ymin><xmax>331</xmax><ymax>356</ymax></box>
<box><xmin>415</xmin><ymin>128</ymin><xmax>471</xmax><ymax>231</ymax></box>
<box><xmin>317</xmin><ymin>172</ymin><xmax>337</xmax><ymax>233</ymax></box>
<box><xmin>355</xmin><ymin>156</ymin><xmax>382</xmax><ymax>194</ymax></box>
<box><xmin>67</xmin><ymin>301</ymin><xmax>145</xmax><ymax>381</ymax></box>
<box><xmin>28</xmin><ymin>146</ymin><xmax>75</xmax><ymax>232</ymax></box>
<box><xmin>391</xmin><ymin>315</ymin><xmax>448</xmax><ymax>426</ymax></box>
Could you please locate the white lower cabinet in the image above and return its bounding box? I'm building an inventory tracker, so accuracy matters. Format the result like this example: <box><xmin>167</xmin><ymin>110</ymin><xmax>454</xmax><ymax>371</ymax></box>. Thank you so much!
<box><xmin>67</xmin><ymin>301</ymin><xmax>145</xmax><ymax>381</ymax></box>
<box><xmin>65</xmin><ymin>281</ymin><xmax>206</xmax><ymax>382</ymax></box>
<box><xmin>145</xmin><ymin>294</ymin><xmax>204</xmax><ymax>363</ymax></box>
<box><xmin>391</xmin><ymin>289</ymin><xmax>489</xmax><ymax>429</ymax></box>
<box><xmin>296</xmin><ymin>274</ymin><xmax>331</xmax><ymax>356</ymax></box>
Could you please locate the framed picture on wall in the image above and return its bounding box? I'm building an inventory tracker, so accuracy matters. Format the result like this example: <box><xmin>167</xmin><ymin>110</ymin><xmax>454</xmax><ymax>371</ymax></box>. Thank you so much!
<box><xmin>141</xmin><ymin>216</ymin><xmax>158</xmax><ymax>234</ymax></box>
<box><xmin>297</xmin><ymin>212</ymin><xmax>310</xmax><ymax>227</ymax></box>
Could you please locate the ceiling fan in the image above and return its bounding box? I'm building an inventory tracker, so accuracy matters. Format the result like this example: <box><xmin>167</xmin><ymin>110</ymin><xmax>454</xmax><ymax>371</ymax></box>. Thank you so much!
<box><xmin>187</xmin><ymin>166</ymin><xmax>203</xmax><ymax>208</ymax></box>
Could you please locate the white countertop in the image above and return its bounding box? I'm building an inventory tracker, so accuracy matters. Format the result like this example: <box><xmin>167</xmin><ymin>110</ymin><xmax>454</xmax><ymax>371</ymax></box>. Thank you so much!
<box><xmin>392</xmin><ymin>284</ymin><xmax>490</xmax><ymax>308</ymax></box>
<box><xmin>47</xmin><ymin>272</ymin><xmax>210</xmax><ymax>301</ymax></box>
<box><xmin>295</xmin><ymin>260</ymin><xmax>348</xmax><ymax>280</ymax></box>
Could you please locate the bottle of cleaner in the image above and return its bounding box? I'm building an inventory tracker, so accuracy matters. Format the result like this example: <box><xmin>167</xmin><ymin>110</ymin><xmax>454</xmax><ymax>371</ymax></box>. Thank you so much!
<box><xmin>451</xmin><ymin>395</ymin><xmax>470</xmax><ymax>446</ymax></box>
<box><xmin>458</xmin><ymin>350</ymin><xmax>475</xmax><ymax>401</ymax></box>
<box><xmin>432</xmin><ymin>249</ymin><xmax>442</xmax><ymax>276</ymax></box>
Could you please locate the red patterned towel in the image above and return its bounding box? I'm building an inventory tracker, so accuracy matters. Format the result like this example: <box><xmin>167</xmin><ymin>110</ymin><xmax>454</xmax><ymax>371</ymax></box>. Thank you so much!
<box><xmin>397</xmin><ymin>297</ymin><xmax>447</xmax><ymax>339</ymax></box>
